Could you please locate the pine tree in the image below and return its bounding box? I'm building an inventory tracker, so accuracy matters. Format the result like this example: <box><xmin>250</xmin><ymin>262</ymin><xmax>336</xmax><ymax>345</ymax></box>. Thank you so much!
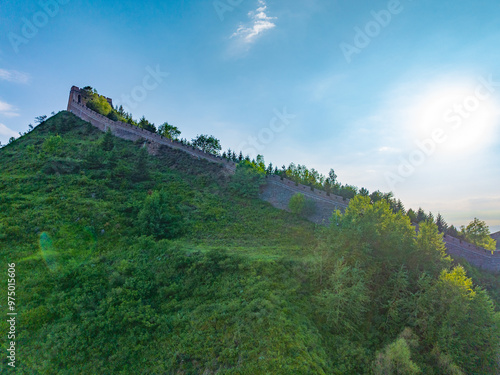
<box><xmin>369</xmin><ymin>190</ymin><xmax>384</xmax><ymax>203</ymax></box>
<box><xmin>435</xmin><ymin>213</ymin><xmax>448</xmax><ymax>233</ymax></box>
<box><xmin>388</xmin><ymin>199</ymin><xmax>398</xmax><ymax>213</ymax></box>
<box><xmin>446</xmin><ymin>225</ymin><xmax>460</xmax><ymax>237</ymax></box>
<box><xmin>328</xmin><ymin>169</ymin><xmax>337</xmax><ymax>185</ymax></box>
<box><xmin>407</xmin><ymin>209</ymin><xmax>417</xmax><ymax>223</ymax></box>
<box><xmin>359</xmin><ymin>187</ymin><xmax>369</xmax><ymax>196</ymax></box>
<box><xmin>133</xmin><ymin>147</ymin><xmax>149</xmax><ymax>182</ymax></box>
<box><xmin>416</xmin><ymin>208</ymin><xmax>427</xmax><ymax>223</ymax></box>
<box><xmin>427</xmin><ymin>212</ymin><xmax>434</xmax><ymax>224</ymax></box>
<box><xmin>323</xmin><ymin>180</ymin><xmax>332</xmax><ymax>195</ymax></box>
<box><xmin>117</xmin><ymin>105</ymin><xmax>125</xmax><ymax>117</ymax></box>
<box><xmin>101</xmin><ymin>129</ymin><xmax>114</xmax><ymax>151</ymax></box>
<box><xmin>396</xmin><ymin>199</ymin><xmax>405</xmax><ymax>215</ymax></box>
<box><xmin>266</xmin><ymin>163</ymin><xmax>273</xmax><ymax>175</ymax></box>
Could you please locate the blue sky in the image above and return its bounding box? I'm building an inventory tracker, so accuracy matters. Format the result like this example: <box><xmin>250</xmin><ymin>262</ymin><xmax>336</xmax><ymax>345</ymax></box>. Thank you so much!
<box><xmin>1</xmin><ymin>0</ymin><xmax>500</xmax><ymax>232</ymax></box>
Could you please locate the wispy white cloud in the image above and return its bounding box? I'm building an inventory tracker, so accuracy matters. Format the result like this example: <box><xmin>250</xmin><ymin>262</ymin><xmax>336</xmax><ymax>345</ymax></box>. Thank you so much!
<box><xmin>0</xmin><ymin>123</ymin><xmax>18</xmax><ymax>139</ymax></box>
<box><xmin>231</xmin><ymin>0</ymin><xmax>276</xmax><ymax>45</ymax></box>
<box><xmin>0</xmin><ymin>68</ymin><xmax>29</xmax><ymax>84</ymax></box>
<box><xmin>0</xmin><ymin>100</ymin><xmax>20</xmax><ymax>117</ymax></box>
<box><xmin>378</xmin><ymin>146</ymin><xmax>400</xmax><ymax>153</ymax></box>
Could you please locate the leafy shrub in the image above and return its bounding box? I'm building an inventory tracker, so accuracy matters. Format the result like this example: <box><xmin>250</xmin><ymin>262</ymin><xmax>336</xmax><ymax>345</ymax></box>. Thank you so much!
<box><xmin>101</xmin><ymin>129</ymin><xmax>114</xmax><ymax>151</ymax></box>
<box><xmin>106</xmin><ymin>111</ymin><xmax>119</xmax><ymax>121</ymax></box>
<box><xmin>416</xmin><ymin>266</ymin><xmax>500</xmax><ymax>373</ymax></box>
<box><xmin>373</xmin><ymin>329</ymin><xmax>421</xmax><ymax>375</ymax></box>
<box><xmin>191</xmin><ymin>134</ymin><xmax>221</xmax><ymax>155</ymax></box>
<box><xmin>83</xmin><ymin>146</ymin><xmax>106</xmax><ymax>170</ymax></box>
<box><xmin>229</xmin><ymin>161</ymin><xmax>265</xmax><ymax>198</ymax></box>
<box><xmin>460</xmin><ymin>218</ymin><xmax>497</xmax><ymax>251</ymax></box>
<box><xmin>138</xmin><ymin>190</ymin><xmax>183</xmax><ymax>239</ymax></box>
<box><xmin>42</xmin><ymin>135</ymin><xmax>64</xmax><ymax>155</ymax></box>
<box><xmin>158</xmin><ymin>122</ymin><xmax>181</xmax><ymax>139</ymax></box>
<box><xmin>314</xmin><ymin>258</ymin><xmax>369</xmax><ymax>334</ymax></box>
<box><xmin>83</xmin><ymin>87</ymin><xmax>124</xmax><ymax>123</ymax></box>
<box><xmin>132</xmin><ymin>147</ymin><xmax>149</xmax><ymax>181</ymax></box>
<box><xmin>289</xmin><ymin>193</ymin><xmax>316</xmax><ymax>216</ymax></box>
<box><xmin>86</xmin><ymin>94</ymin><xmax>113</xmax><ymax>116</ymax></box>
<box><xmin>42</xmin><ymin>159</ymin><xmax>80</xmax><ymax>175</ymax></box>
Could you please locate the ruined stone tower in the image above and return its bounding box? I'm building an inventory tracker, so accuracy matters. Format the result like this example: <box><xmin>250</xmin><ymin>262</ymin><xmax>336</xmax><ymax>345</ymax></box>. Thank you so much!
<box><xmin>67</xmin><ymin>86</ymin><xmax>112</xmax><ymax>111</ymax></box>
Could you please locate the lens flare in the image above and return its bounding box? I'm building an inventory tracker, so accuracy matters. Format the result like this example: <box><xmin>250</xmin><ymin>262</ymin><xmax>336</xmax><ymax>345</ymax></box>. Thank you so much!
<box><xmin>40</xmin><ymin>232</ymin><xmax>59</xmax><ymax>271</ymax></box>
<box><xmin>39</xmin><ymin>227</ymin><xmax>98</xmax><ymax>273</ymax></box>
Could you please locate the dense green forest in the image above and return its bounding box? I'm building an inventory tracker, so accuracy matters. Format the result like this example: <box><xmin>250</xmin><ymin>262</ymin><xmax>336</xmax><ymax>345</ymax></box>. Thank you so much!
<box><xmin>0</xmin><ymin>112</ymin><xmax>499</xmax><ymax>374</ymax></box>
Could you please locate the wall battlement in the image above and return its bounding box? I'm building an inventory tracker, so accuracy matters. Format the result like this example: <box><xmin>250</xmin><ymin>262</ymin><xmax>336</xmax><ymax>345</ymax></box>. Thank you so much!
<box><xmin>66</xmin><ymin>86</ymin><xmax>499</xmax><ymax>272</ymax></box>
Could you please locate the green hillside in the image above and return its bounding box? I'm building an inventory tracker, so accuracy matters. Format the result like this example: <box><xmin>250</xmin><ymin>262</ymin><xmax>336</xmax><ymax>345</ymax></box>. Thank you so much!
<box><xmin>0</xmin><ymin>112</ymin><xmax>499</xmax><ymax>374</ymax></box>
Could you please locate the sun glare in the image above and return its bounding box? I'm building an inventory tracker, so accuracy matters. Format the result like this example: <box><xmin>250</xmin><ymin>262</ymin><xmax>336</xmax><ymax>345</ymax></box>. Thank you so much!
<box><xmin>405</xmin><ymin>78</ymin><xmax>500</xmax><ymax>155</ymax></box>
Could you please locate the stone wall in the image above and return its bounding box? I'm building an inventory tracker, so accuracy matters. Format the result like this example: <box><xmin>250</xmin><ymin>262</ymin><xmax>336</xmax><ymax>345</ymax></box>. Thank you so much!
<box><xmin>66</xmin><ymin>86</ymin><xmax>499</xmax><ymax>273</ymax></box>
<box><xmin>67</xmin><ymin>92</ymin><xmax>236</xmax><ymax>173</ymax></box>
<box><xmin>491</xmin><ymin>231</ymin><xmax>500</xmax><ymax>250</ymax></box>
<box><xmin>260</xmin><ymin>176</ymin><xmax>349</xmax><ymax>225</ymax></box>
<box><xmin>443</xmin><ymin>234</ymin><xmax>500</xmax><ymax>272</ymax></box>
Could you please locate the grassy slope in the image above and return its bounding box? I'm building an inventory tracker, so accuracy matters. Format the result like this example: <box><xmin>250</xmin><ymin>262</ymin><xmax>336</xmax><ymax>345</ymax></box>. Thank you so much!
<box><xmin>0</xmin><ymin>112</ymin><xmax>331</xmax><ymax>374</ymax></box>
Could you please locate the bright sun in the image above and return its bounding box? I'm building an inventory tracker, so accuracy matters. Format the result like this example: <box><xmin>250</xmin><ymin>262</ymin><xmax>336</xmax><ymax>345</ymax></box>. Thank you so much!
<box><xmin>405</xmin><ymin>78</ymin><xmax>500</xmax><ymax>155</ymax></box>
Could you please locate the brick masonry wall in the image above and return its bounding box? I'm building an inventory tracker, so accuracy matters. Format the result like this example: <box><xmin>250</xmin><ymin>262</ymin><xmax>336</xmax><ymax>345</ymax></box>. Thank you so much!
<box><xmin>259</xmin><ymin>176</ymin><xmax>349</xmax><ymax>225</ymax></box>
<box><xmin>66</xmin><ymin>86</ymin><xmax>499</xmax><ymax>273</ymax></box>
<box><xmin>68</xmin><ymin>99</ymin><xmax>236</xmax><ymax>172</ymax></box>
<box><xmin>491</xmin><ymin>231</ymin><xmax>500</xmax><ymax>250</ymax></box>
<box><xmin>443</xmin><ymin>234</ymin><xmax>500</xmax><ymax>272</ymax></box>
